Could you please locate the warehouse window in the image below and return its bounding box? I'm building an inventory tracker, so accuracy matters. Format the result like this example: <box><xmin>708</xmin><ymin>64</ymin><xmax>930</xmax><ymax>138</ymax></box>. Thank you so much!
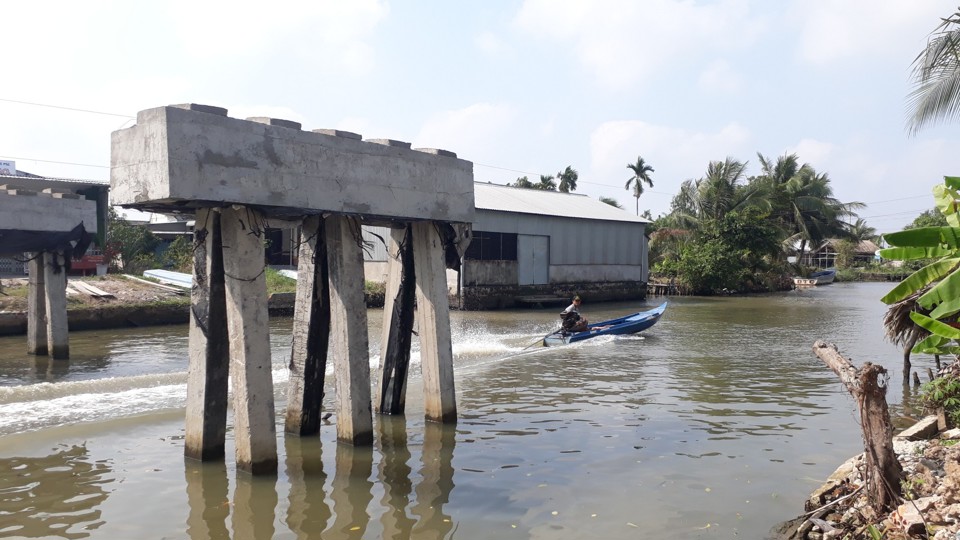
<box><xmin>465</xmin><ymin>231</ymin><xmax>518</xmax><ymax>261</ymax></box>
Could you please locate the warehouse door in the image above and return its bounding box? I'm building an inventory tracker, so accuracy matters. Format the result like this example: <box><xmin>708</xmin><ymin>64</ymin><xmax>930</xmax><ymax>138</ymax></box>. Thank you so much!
<box><xmin>518</xmin><ymin>235</ymin><xmax>549</xmax><ymax>285</ymax></box>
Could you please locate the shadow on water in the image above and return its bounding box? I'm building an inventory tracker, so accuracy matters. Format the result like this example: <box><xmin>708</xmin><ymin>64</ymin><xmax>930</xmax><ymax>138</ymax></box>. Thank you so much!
<box><xmin>0</xmin><ymin>444</ymin><xmax>113</xmax><ymax>539</ymax></box>
<box><xmin>181</xmin><ymin>418</ymin><xmax>458</xmax><ymax>539</ymax></box>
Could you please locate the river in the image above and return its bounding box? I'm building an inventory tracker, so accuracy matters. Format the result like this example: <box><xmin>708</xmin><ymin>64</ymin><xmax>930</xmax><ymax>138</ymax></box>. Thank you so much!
<box><xmin>0</xmin><ymin>282</ymin><xmax>926</xmax><ymax>539</ymax></box>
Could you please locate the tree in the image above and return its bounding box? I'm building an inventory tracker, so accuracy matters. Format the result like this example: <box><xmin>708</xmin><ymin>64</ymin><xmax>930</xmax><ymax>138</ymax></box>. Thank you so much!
<box><xmin>848</xmin><ymin>218</ymin><xmax>878</xmax><ymax>243</ymax></box>
<box><xmin>557</xmin><ymin>166</ymin><xmax>579</xmax><ymax>193</ymax></box>
<box><xmin>535</xmin><ymin>174</ymin><xmax>556</xmax><ymax>191</ymax></box>
<box><xmin>625</xmin><ymin>156</ymin><xmax>655</xmax><ymax>216</ymax></box>
<box><xmin>907</xmin><ymin>8</ymin><xmax>960</xmax><ymax>135</ymax></box>
<box><xmin>511</xmin><ymin>176</ymin><xmax>534</xmax><ymax>189</ymax></box>
<box><xmin>599</xmin><ymin>196</ymin><xmax>622</xmax><ymax>208</ymax></box>
<box><xmin>907</xmin><ymin>208</ymin><xmax>949</xmax><ymax>229</ymax></box>
<box><xmin>105</xmin><ymin>207</ymin><xmax>160</xmax><ymax>273</ymax></box>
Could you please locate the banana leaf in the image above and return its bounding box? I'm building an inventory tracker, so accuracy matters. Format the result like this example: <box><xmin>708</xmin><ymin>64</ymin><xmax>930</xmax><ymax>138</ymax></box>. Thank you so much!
<box><xmin>944</xmin><ymin>176</ymin><xmax>960</xmax><ymax>190</ymax></box>
<box><xmin>881</xmin><ymin>258</ymin><xmax>960</xmax><ymax>304</ymax></box>
<box><xmin>909</xmin><ymin>311</ymin><xmax>960</xmax><ymax>339</ymax></box>
<box><xmin>879</xmin><ymin>246</ymin><xmax>955</xmax><ymax>260</ymax></box>
<box><xmin>934</xmin><ymin>181</ymin><xmax>960</xmax><ymax>227</ymax></box>
<box><xmin>929</xmin><ymin>297</ymin><xmax>960</xmax><ymax>320</ymax></box>
<box><xmin>883</xmin><ymin>226</ymin><xmax>960</xmax><ymax>249</ymax></box>
<box><xmin>920</xmin><ymin>268</ymin><xmax>960</xmax><ymax>309</ymax></box>
<box><xmin>911</xmin><ymin>334</ymin><xmax>959</xmax><ymax>354</ymax></box>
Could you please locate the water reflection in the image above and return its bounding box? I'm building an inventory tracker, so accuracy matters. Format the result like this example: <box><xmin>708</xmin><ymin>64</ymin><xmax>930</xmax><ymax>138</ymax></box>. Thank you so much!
<box><xmin>329</xmin><ymin>444</ymin><xmax>374</xmax><ymax>538</ymax></box>
<box><xmin>232</xmin><ymin>473</ymin><xmax>278</xmax><ymax>540</ymax></box>
<box><xmin>284</xmin><ymin>436</ymin><xmax>330</xmax><ymax>538</ymax></box>
<box><xmin>0</xmin><ymin>444</ymin><xmax>112</xmax><ymax>539</ymax></box>
<box><xmin>411</xmin><ymin>422</ymin><xmax>456</xmax><ymax>540</ymax></box>
<box><xmin>377</xmin><ymin>417</ymin><xmax>415</xmax><ymax>539</ymax></box>
<box><xmin>184</xmin><ymin>461</ymin><xmax>230</xmax><ymax>540</ymax></box>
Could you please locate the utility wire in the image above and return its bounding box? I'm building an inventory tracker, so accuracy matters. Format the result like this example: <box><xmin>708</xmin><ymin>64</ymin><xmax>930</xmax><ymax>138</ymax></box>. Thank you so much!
<box><xmin>0</xmin><ymin>156</ymin><xmax>109</xmax><ymax>169</ymax></box>
<box><xmin>0</xmin><ymin>97</ymin><xmax>134</xmax><ymax>118</ymax></box>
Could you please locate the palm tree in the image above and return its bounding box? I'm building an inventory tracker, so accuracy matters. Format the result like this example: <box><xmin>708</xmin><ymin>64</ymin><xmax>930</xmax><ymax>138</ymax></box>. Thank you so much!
<box><xmin>536</xmin><ymin>174</ymin><xmax>557</xmax><ymax>190</ymax></box>
<box><xmin>512</xmin><ymin>176</ymin><xmax>534</xmax><ymax>189</ymax></box>
<box><xmin>557</xmin><ymin>166</ymin><xmax>579</xmax><ymax>193</ymax></box>
<box><xmin>625</xmin><ymin>156</ymin><xmax>655</xmax><ymax>216</ymax></box>
<box><xmin>907</xmin><ymin>8</ymin><xmax>960</xmax><ymax>135</ymax></box>
<box><xmin>667</xmin><ymin>157</ymin><xmax>760</xmax><ymax>228</ymax></box>
<box><xmin>599</xmin><ymin>196</ymin><xmax>622</xmax><ymax>208</ymax></box>
<box><xmin>848</xmin><ymin>218</ymin><xmax>878</xmax><ymax>243</ymax></box>
<box><xmin>779</xmin><ymin>167</ymin><xmax>864</xmax><ymax>260</ymax></box>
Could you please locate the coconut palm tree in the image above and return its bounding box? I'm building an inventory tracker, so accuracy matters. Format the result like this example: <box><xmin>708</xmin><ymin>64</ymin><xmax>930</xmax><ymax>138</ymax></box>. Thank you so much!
<box><xmin>599</xmin><ymin>196</ymin><xmax>622</xmax><ymax>208</ymax></box>
<box><xmin>557</xmin><ymin>166</ymin><xmax>579</xmax><ymax>193</ymax></box>
<box><xmin>512</xmin><ymin>176</ymin><xmax>534</xmax><ymax>189</ymax></box>
<box><xmin>625</xmin><ymin>156</ymin><xmax>655</xmax><ymax>216</ymax></box>
<box><xmin>779</xmin><ymin>167</ymin><xmax>864</xmax><ymax>260</ymax></box>
<box><xmin>907</xmin><ymin>8</ymin><xmax>960</xmax><ymax>135</ymax></box>
<box><xmin>536</xmin><ymin>174</ymin><xmax>556</xmax><ymax>190</ymax></box>
<box><xmin>848</xmin><ymin>218</ymin><xmax>878</xmax><ymax>243</ymax></box>
<box><xmin>666</xmin><ymin>157</ymin><xmax>761</xmax><ymax>228</ymax></box>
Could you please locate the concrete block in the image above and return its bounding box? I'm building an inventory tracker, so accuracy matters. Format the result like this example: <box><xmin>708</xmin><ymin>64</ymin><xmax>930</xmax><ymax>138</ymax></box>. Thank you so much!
<box><xmin>896</xmin><ymin>415</ymin><xmax>940</xmax><ymax>441</ymax></box>
<box><xmin>311</xmin><ymin>128</ymin><xmax>362</xmax><ymax>140</ymax></box>
<box><xmin>170</xmin><ymin>103</ymin><xmax>228</xmax><ymax>116</ymax></box>
<box><xmin>0</xmin><ymin>191</ymin><xmax>98</xmax><ymax>234</ymax></box>
<box><xmin>366</xmin><ymin>138</ymin><xmax>412</xmax><ymax>149</ymax></box>
<box><xmin>112</xmin><ymin>105</ymin><xmax>474</xmax><ymax>224</ymax></box>
<box><xmin>415</xmin><ymin>148</ymin><xmax>457</xmax><ymax>158</ymax></box>
<box><xmin>246</xmin><ymin>117</ymin><xmax>302</xmax><ymax>130</ymax></box>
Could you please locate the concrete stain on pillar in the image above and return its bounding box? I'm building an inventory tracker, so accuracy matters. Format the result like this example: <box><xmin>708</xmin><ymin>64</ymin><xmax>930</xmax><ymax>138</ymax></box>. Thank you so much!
<box><xmin>196</xmin><ymin>150</ymin><xmax>258</xmax><ymax>171</ymax></box>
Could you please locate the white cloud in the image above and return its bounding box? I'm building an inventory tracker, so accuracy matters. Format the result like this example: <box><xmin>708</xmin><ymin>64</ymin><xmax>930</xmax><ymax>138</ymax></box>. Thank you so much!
<box><xmin>791</xmin><ymin>0</ymin><xmax>947</xmax><ymax>66</ymax></box>
<box><xmin>587</xmin><ymin>120</ymin><xmax>753</xmax><ymax>216</ymax></box>
<box><xmin>698</xmin><ymin>60</ymin><xmax>743</xmax><ymax>94</ymax></box>
<box><xmin>476</xmin><ymin>31</ymin><xmax>508</xmax><ymax>55</ymax></box>
<box><xmin>414</xmin><ymin>103</ymin><xmax>518</xmax><ymax>160</ymax></box>
<box><xmin>514</xmin><ymin>0</ymin><xmax>766</xmax><ymax>90</ymax></box>
<box><xmin>168</xmin><ymin>0</ymin><xmax>388</xmax><ymax>73</ymax></box>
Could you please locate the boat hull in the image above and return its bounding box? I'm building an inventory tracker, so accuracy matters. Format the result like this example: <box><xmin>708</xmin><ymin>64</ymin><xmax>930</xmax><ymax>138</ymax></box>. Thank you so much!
<box><xmin>542</xmin><ymin>302</ymin><xmax>667</xmax><ymax>347</ymax></box>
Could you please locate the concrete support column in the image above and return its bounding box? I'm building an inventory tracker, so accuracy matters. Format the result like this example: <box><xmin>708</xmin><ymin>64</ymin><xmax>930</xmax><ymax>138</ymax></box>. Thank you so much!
<box><xmin>220</xmin><ymin>206</ymin><xmax>277</xmax><ymax>474</ymax></box>
<box><xmin>26</xmin><ymin>254</ymin><xmax>47</xmax><ymax>356</ymax></box>
<box><xmin>375</xmin><ymin>226</ymin><xmax>415</xmax><ymax>415</ymax></box>
<box><xmin>285</xmin><ymin>215</ymin><xmax>330</xmax><ymax>436</ymax></box>
<box><xmin>185</xmin><ymin>208</ymin><xmax>230</xmax><ymax>461</ymax></box>
<box><xmin>42</xmin><ymin>250</ymin><xmax>69</xmax><ymax>360</ymax></box>
<box><xmin>411</xmin><ymin>221</ymin><xmax>457</xmax><ymax>423</ymax></box>
<box><xmin>325</xmin><ymin>215</ymin><xmax>373</xmax><ymax>445</ymax></box>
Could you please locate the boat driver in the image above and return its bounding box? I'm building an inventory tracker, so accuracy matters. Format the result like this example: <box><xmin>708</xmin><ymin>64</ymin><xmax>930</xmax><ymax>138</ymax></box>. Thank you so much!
<box><xmin>560</xmin><ymin>295</ymin><xmax>589</xmax><ymax>333</ymax></box>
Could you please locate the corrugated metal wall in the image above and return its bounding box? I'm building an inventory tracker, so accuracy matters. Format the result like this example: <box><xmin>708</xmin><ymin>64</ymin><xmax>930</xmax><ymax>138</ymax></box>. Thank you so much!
<box><xmin>473</xmin><ymin>210</ymin><xmax>645</xmax><ymax>266</ymax></box>
<box><xmin>361</xmin><ymin>226</ymin><xmax>391</xmax><ymax>262</ymax></box>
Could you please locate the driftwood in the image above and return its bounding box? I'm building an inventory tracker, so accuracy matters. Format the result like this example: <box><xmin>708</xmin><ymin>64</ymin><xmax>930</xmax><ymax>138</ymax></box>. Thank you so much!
<box><xmin>812</xmin><ymin>341</ymin><xmax>902</xmax><ymax>513</ymax></box>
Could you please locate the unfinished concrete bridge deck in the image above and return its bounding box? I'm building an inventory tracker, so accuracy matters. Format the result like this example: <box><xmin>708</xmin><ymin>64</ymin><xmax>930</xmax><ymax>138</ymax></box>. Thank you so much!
<box><xmin>111</xmin><ymin>103</ymin><xmax>474</xmax><ymax>474</ymax></box>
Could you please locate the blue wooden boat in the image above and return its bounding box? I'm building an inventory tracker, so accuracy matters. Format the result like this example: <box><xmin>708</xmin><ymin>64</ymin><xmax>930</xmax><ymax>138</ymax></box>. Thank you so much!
<box><xmin>542</xmin><ymin>302</ymin><xmax>667</xmax><ymax>347</ymax></box>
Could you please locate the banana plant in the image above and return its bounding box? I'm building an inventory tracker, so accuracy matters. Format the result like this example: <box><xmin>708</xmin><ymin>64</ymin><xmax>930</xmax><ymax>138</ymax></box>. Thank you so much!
<box><xmin>881</xmin><ymin>176</ymin><xmax>960</xmax><ymax>355</ymax></box>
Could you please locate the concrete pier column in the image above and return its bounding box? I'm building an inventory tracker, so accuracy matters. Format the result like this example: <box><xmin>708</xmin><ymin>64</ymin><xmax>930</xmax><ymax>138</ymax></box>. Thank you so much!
<box><xmin>285</xmin><ymin>215</ymin><xmax>331</xmax><ymax>436</ymax></box>
<box><xmin>411</xmin><ymin>221</ymin><xmax>457</xmax><ymax>423</ymax></box>
<box><xmin>375</xmin><ymin>226</ymin><xmax>415</xmax><ymax>415</ymax></box>
<box><xmin>42</xmin><ymin>250</ymin><xmax>69</xmax><ymax>359</ymax></box>
<box><xmin>185</xmin><ymin>208</ymin><xmax>230</xmax><ymax>461</ymax></box>
<box><xmin>220</xmin><ymin>206</ymin><xmax>277</xmax><ymax>474</ymax></box>
<box><xmin>26</xmin><ymin>254</ymin><xmax>47</xmax><ymax>356</ymax></box>
<box><xmin>325</xmin><ymin>215</ymin><xmax>373</xmax><ymax>445</ymax></box>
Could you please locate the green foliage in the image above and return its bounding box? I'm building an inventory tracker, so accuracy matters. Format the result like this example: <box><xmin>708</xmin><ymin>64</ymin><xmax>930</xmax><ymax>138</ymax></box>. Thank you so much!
<box><xmin>901</xmin><ymin>475</ymin><xmax>926</xmax><ymax>500</ymax></box>
<box><xmin>919</xmin><ymin>374</ymin><xmax>960</xmax><ymax>426</ymax></box>
<box><xmin>105</xmin><ymin>207</ymin><xmax>160</xmax><ymax>273</ymax></box>
<box><xmin>599</xmin><ymin>196</ymin><xmax>622</xmax><ymax>209</ymax></box>
<box><xmin>512</xmin><ymin>176</ymin><xmax>534</xmax><ymax>189</ymax></box>
<box><xmin>626</xmin><ymin>155</ymin><xmax>655</xmax><ymax>216</ymax></box>
<box><xmin>161</xmin><ymin>236</ymin><xmax>193</xmax><ymax>273</ymax></box>
<box><xmin>882</xmin><ymin>178</ymin><xmax>960</xmax><ymax>357</ymax></box>
<box><xmin>557</xmin><ymin>166</ymin><xmax>579</xmax><ymax>193</ymax></box>
<box><xmin>906</xmin><ymin>209</ymin><xmax>949</xmax><ymax>230</ymax></box>
<box><xmin>661</xmin><ymin>209</ymin><xmax>782</xmax><ymax>294</ymax></box>
<box><xmin>833</xmin><ymin>239</ymin><xmax>857</xmax><ymax>268</ymax></box>
<box><xmin>264</xmin><ymin>267</ymin><xmax>297</xmax><ymax>294</ymax></box>
<box><xmin>906</xmin><ymin>8</ymin><xmax>960</xmax><ymax>134</ymax></box>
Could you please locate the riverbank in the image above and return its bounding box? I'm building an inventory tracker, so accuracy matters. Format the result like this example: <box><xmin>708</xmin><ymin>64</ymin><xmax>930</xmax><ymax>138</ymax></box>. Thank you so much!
<box><xmin>0</xmin><ymin>275</ymin><xmax>385</xmax><ymax>336</ymax></box>
<box><xmin>773</xmin><ymin>416</ymin><xmax>960</xmax><ymax>539</ymax></box>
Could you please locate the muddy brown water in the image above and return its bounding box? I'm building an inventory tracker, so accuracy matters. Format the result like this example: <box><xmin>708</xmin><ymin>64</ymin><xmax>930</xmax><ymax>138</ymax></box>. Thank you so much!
<box><xmin>0</xmin><ymin>283</ymin><xmax>925</xmax><ymax>539</ymax></box>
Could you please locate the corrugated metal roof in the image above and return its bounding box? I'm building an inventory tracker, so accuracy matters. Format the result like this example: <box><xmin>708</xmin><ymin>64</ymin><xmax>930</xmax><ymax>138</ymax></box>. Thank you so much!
<box><xmin>474</xmin><ymin>182</ymin><xmax>650</xmax><ymax>224</ymax></box>
<box><xmin>0</xmin><ymin>173</ymin><xmax>108</xmax><ymax>187</ymax></box>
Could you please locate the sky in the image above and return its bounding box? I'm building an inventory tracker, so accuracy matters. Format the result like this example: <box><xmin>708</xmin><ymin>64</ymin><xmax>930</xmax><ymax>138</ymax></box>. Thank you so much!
<box><xmin>2</xmin><ymin>0</ymin><xmax>959</xmax><ymax>235</ymax></box>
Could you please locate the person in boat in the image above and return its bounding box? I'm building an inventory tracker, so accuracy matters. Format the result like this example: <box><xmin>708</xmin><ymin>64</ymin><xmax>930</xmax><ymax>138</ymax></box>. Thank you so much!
<box><xmin>560</xmin><ymin>295</ymin><xmax>589</xmax><ymax>333</ymax></box>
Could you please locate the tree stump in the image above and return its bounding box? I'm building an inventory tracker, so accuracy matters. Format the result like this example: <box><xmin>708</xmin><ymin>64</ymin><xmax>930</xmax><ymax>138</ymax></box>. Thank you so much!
<box><xmin>812</xmin><ymin>340</ymin><xmax>902</xmax><ymax>513</ymax></box>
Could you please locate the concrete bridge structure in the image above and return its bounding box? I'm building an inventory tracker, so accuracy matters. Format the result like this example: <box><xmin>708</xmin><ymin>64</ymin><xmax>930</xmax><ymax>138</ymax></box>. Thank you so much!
<box><xmin>0</xmin><ymin>185</ymin><xmax>99</xmax><ymax>359</ymax></box>
<box><xmin>111</xmin><ymin>104</ymin><xmax>474</xmax><ymax>474</ymax></box>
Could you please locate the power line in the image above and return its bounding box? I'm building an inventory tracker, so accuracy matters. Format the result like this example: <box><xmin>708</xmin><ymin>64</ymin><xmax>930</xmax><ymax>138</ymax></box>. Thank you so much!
<box><xmin>0</xmin><ymin>97</ymin><xmax>134</xmax><ymax>118</ymax></box>
<box><xmin>0</xmin><ymin>155</ymin><xmax>110</xmax><ymax>169</ymax></box>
